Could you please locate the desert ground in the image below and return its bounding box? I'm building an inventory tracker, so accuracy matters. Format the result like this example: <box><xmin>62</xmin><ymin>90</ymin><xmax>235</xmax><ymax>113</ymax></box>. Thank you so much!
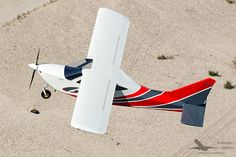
<box><xmin>0</xmin><ymin>0</ymin><xmax>236</xmax><ymax>156</ymax></box>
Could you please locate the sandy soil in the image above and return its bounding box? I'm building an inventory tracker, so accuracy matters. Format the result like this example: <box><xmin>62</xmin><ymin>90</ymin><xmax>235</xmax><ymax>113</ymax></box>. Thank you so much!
<box><xmin>0</xmin><ymin>0</ymin><xmax>236</xmax><ymax>156</ymax></box>
<box><xmin>0</xmin><ymin>0</ymin><xmax>50</xmax><ymax>26</ymax></box>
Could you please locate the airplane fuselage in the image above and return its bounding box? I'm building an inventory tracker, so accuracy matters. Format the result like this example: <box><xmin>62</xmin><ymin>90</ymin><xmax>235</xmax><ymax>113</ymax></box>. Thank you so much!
<box><xmin>37</xmin><ymin>64</ymin><xmax>80</xmax><ymax>96</ymax></box>
<box><xmin>32</xmin><ymin>63</ymin><xmax>133</xmax><ymax>98</ymax></box>
<box><xmin>28</xmin><ymin>58</ymin><xmax>215</xmax><ymax>127</ymax></box>
<box><xmin>29</xmin><ymin>62</ymin><xmax>215</xmax><ymax>113</ymax></box>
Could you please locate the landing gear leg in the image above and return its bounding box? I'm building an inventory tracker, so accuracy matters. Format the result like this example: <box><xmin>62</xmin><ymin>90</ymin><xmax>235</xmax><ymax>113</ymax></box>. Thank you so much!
<box><xmin>41</xmin><ymin>84</ymin><xmax>51</xmax><ymax>99</ymax></box>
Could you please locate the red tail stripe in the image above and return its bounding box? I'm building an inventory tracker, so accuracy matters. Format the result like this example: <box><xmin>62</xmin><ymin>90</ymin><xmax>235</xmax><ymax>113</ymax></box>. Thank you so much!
<box><xmin>169</xmin><ymin>78</ymin><xmax>215</xmax><ymax>99</ymax></box>
<box><xmin>113</xmin><ymin>78</ymin><xmax>216</xmax><ymax>107</ymax></box>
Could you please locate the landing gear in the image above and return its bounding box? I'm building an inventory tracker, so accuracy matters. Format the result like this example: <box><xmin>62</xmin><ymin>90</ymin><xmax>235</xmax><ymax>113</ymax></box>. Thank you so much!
<box><xmin>41</xmin><ymin>84</ymin><xmax>51</xmax><ymax>99</ymax></box>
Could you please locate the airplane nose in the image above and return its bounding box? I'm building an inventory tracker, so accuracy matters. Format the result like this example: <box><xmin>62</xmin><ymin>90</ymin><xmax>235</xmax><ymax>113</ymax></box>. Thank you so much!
<box><xmin>28</xmin><ymin>63</ymin><xmax>38</xmax><ymax>70</ymax></box>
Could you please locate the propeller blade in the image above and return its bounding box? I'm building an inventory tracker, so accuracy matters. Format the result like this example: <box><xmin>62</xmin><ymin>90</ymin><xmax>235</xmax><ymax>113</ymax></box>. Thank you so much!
<box><xmin>36</xmin><ymin>48</ymin><xmax>40</xmax><ymax>65</ymax></box>
<box><xmin>29</xmin><ymin>48</ymin><xmax>40</xmax><ymax>90</ymax></box>
<box><xmin>29</xmin><ymin>70</ymin><xmax>36</xmax><ymax>89</ymax></box>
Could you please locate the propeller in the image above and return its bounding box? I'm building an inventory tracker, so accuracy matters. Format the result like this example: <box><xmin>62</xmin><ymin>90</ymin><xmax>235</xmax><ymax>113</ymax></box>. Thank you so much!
<box><xmin>29</xmin><ymin>48</ymin><xmax>40</xmax><ymax>89</ymax></box>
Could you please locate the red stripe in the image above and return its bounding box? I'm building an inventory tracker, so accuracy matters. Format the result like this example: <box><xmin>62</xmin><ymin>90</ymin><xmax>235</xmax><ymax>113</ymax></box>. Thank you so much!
<box><xmin>68</xmin><ymin>94</ymin><xmax>77</xmax><ymax>97</ymax></box>
<box><xmin>169</xmin><ymin>78</ymin><xmax>215</xmax><ymax>100</ymax></box>
<box><xmin>113</xmin><ymin>78</ymin><xmax>216</xmax><ymax>107</ymax></box>
<box><xmin>68</xmin><ymin>78</ymin><xmax>215</xmax><ymax>110</ymax></box>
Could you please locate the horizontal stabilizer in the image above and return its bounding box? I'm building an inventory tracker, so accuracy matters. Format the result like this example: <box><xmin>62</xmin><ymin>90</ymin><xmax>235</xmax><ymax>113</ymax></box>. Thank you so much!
<box><xmin>181</xmin><ymin>103</ymin><xmax>205</xmax><ymax>127</ymax></box>
<box><xmin>179</xmin><ymin>78</ymin><xmax>215</xmax><ymax>127</ymax></box>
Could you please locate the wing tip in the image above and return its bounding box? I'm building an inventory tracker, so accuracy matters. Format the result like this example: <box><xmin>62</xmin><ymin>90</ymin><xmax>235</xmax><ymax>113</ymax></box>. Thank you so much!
<box><xmin>71</xmin><ymin>122</ymin><xmax>106</xmax><ymax>135</ymax></box>
<box><xmin>98</xmin><ymin>7</ymin><xmax>129</xmax><ymax>21</ymax></box>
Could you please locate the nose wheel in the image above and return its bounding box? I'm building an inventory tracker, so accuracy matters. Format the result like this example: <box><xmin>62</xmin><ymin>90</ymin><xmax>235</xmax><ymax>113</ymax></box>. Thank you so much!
<box><xmin>41</xmin><ymin>89</ymin><xmax>51</xmax><ymax>99</ymax></box>
<box><xmin>41</xmin><ymin>84</ymin><xmax>51</xmax><ymax>99</ymax></box>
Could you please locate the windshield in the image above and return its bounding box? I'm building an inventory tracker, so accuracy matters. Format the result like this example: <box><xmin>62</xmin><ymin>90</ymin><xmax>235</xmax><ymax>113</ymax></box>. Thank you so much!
<box><xmin>64</xmin><ymin>59</ymin><xmax>92</xmax><ymax>80</ymax></box>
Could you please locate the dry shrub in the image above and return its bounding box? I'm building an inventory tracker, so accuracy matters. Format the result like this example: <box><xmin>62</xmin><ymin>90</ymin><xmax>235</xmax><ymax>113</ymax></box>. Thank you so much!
<box><xmin>224</xmin><ymin>81</ymin><xmax>235</xmax><ymax>89</ymax></box>
<box><xmin>157</xmin><ymin>55</ymin><xmax>174</xmax><ymax>60</ymax></box>
<box><xmin>225</xmin><ymin>0</ymin><xmax>236</xmax><ymax>4</ymax></box>
<box><xmin>208</xmin><ymin>70</ymin><xmax>221</xmax><ymax>77</ymax></box>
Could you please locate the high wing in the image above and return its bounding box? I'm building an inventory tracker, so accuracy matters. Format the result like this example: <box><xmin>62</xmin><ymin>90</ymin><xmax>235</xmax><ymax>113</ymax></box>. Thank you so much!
<box><xmin>71</xmin><ymin>8</ymin><xmax>130</xmax><ymax>134</ymax></box>
<box><xmin>86</xmin><ymin>8</ymin><xmax>129</xmax><ymax>66</ymax></box>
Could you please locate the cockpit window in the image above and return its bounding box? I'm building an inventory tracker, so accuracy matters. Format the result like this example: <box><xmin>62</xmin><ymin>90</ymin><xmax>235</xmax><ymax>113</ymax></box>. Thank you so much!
<box><xmin>64</xmin><ymin>59</ymin><xmax>92</xmax><ymax>80</ymax></box>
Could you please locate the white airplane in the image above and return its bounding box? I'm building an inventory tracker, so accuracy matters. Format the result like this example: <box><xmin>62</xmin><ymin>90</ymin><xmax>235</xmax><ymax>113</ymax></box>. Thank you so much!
<box><xmin>28</xmin><ymin>8</ymin><xmax>216</xmax><ymax>134</ymax></box>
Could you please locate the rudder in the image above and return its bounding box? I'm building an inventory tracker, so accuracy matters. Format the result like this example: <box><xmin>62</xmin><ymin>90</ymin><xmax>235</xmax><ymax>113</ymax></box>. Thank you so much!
<box><xmin>170</xmin><ymin>78</ymin><xmax>216</xmax><ymax>127</ymax></box>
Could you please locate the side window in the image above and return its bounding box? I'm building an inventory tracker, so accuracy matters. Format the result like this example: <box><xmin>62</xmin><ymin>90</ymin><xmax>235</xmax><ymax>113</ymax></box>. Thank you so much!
<box><xmin>64</xmin><ymin>66</ymin><xmax>82</xmax><ymax>80</ymax></box>
<box><xmin>64</xmin><ymin>59</ymin><xmax>92</xmax><ymax>80</ymax></box>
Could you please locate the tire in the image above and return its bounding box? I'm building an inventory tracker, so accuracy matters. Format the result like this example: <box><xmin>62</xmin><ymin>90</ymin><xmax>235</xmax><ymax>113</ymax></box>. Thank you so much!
<box><xmin>41</xmin><ymin>90</ymin><xmax>51</xmax><ymax>99</ymax></box>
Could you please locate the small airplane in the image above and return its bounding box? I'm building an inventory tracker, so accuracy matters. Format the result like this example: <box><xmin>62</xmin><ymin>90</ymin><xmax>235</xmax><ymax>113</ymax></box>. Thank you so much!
<box><xmin>190</xmin><ymin>139</ymin><xmax>218</xmax><ymax>151</ymax></box>
<box><xmin>28</xmin><ymin>8</ymin><xmax>216</xmax><ymax>134</ymax></box>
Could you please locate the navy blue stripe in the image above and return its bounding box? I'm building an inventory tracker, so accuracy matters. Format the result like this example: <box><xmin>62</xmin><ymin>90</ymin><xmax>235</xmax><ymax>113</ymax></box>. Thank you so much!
<box><xmin>63</xmin><ymin>87</ymin><xmax>79</xmax><ymax>92</ymax></box>
<box><xmin>181</xmin><ymin>88</ymin><xmax>211</xmax><ymax>105</ymax></box>
<box><xmin>149</xmin><ymin>104</ymin><xmax>183</xmax><ymax>109</ymax></box>
<box><xmin>113</xmin><ymin>89</ymin><xmax>162</xmax><ymax>102</ymax></box>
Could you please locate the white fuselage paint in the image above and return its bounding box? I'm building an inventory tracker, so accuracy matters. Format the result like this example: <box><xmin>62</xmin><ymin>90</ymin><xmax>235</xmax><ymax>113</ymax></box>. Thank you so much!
<box><xmin>30</xmin><ymin>63</ymin><xmax>140</xmax><ymax>97</ymax></box>
<box><xmin>28</xmin><ymin>64</ymin><xmax>141</xmax><ymax>97</ymax></box>
<box><xmin>37</xmin><ymin>64</ymin><xmax>80</xmax><ymax>95</ymax></box>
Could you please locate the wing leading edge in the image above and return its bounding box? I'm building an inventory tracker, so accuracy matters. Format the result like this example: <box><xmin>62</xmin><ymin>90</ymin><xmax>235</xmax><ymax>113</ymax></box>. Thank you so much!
<box><xmin>71</xmin><ymin>8</ymin><xmax>130</xmax><ymax>134</ymax></box>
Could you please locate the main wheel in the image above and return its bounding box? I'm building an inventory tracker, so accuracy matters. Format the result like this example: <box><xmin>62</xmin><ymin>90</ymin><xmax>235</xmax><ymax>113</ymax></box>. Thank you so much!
<box><xmin>41</xmin><ymin>90</ymin><xmax>51</xmax><ymax>99</ymax></box>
